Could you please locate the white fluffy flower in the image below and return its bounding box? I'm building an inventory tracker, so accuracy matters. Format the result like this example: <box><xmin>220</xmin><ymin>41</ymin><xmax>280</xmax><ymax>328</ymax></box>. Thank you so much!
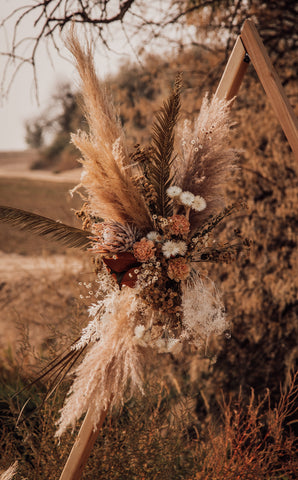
<box><xmin>192</xmin><ymin>195</ymin><xmax>207</xmax><ymax>212</ymax></box>
<box><xmin>167</xmin><ymin>338</ymin><xmax>182</xmax><ymax>354</ymax></box>
<box><xmin>134</xmin><ymin>324</ymin><xmax>146</xmax><ymax>338</ymax></box>
<box><xmin>146</xmin><ymin>231</ymin><xmax>160</xmax><ymax>242</ymax></box>
<box><xmin>155</xmin><ymin>338</ymin><xmax>168</xmax><ymax>352</ymax></box>
<box><xmin>179</xmin><ymin>191</ymin><xmax>195</xmax><ymax>206</ymax></box>
<box><xmin>166</xmin><ymin>186</ymin><xmax>182</xmax><ymax>198</ymax></box>
<box><xmin>176</xmin><ymin>241</ymin><xmax>188</xmax><ymax>256</ymax></box>
<box><xmin>162</xmin><ymin>240</ymin><xmax>181</xmax><ymax>258</ymax></box>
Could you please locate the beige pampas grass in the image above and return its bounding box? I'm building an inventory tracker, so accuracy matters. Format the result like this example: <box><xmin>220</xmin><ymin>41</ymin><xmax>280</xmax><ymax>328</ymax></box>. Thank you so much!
<box><xmin>0</xmin><ymin>463</ymin><xmax>18</xmax><ymax>480</ymax></box>
<box><xmin>175</xmin><ymin>95</ymin><xmax>237</xmax><ymax>229</ymax></box>
<box><xmin>56</xmin><ymin>288</ymin><xmax>150</xmax><ymax>436</ymax></box>
<box><xmin>181</xmin><ymin>273</ymin><xmax>228</xmax><ymax>349</ymax></box>
<box><xmin>66</xmin><ymin>31</ymin><xmax>152</xmax><ymax>230</ymax></box>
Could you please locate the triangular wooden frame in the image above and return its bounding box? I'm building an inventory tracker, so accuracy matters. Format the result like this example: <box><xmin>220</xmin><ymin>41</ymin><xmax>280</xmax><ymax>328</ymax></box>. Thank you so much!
<box><xmin>59</xmin><ymin>19</ymin><xmax>298</xmax><ymax>480</ymax></box>
<box><xmin>215</xmin><ymin>19</ymin><xmax>298</xmax><ymax>158</ymax></box>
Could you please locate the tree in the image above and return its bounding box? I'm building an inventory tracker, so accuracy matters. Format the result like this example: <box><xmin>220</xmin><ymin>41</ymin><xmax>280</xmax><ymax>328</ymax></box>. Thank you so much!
<box><xmin>1</xmin><ymin>0</ymin><xmax>297</xmax><ymax>95</ymax></box>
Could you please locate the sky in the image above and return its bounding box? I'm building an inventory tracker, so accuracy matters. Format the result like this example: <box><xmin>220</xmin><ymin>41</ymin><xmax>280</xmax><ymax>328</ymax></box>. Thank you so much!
<box><xmin>0</xmin><ymin>1</ymin><xmax>197</xmax><ymax>151</ymax></box>
<box><xmin>0</xmin><ymin>1</ymin><xmax>134</xmax><ymax>151</ymax></box>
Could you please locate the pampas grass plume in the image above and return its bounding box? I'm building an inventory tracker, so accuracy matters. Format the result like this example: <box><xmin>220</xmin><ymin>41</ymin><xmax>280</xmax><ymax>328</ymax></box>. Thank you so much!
<box><xmin>56</xmin><ymin>289</ymin><xmax>150</xmax><ymax>436</ymax></box>
<box><xmin>182</xmin><ymin>274</ymin><xmax>228</xmax><ymax>348</ymax></box>
<box><xmin>66</xmin><ymin>30</ymin><xmax>152</xmax><ymax>230</ymax></box>
<box><xmin>0</xmin><ymin>463</ymin><xmax>18</xmax><ymax>480</ymax></box>
<box><xmin>176</xmin><ymin>95</ymin><xmax>237</xmax><ymax>229</ymax></box>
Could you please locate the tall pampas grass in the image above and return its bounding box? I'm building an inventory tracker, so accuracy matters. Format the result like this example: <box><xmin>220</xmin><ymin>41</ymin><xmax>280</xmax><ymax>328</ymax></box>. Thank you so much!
<box><xmin>0</xmin><ymin>463</ymin><xmax>18</xmax><ymax>480</ymax></box>
<box><xmin>66</xmin><ymin>31</ymin><xmax>152</xmax><ymax>230</ymax></box>
<box><xmin>56</xmin><ymin>288</ymin><xmax>150</xmax><ymax>436</ymax></box>
<box><xmin>175</xmin><ymin>95</ymin><xmax>237</xmax><ymax>229</ymax></box>
<box><xmin>182</xmin><ymin>273</ymin><xmax>228</xmax><ymax>349</ymax></box>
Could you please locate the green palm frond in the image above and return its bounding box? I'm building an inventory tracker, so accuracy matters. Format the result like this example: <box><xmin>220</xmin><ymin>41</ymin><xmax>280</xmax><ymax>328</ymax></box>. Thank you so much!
<box><xmin>148</xmin><ymin>74</ymin><xmax>182</xmax><ymax>217</ymax></box>
<box><xmin>0</xmin><ymin>205</ymin><xmax>92</xmax><ymax>249</ymax></box>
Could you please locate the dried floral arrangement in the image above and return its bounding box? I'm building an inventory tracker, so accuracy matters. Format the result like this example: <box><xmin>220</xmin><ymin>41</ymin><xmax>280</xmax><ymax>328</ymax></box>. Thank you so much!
<box><xmin>0</xmin><ymin>33</ymin><xmax>249</xmax><ymax>436</ymax></box>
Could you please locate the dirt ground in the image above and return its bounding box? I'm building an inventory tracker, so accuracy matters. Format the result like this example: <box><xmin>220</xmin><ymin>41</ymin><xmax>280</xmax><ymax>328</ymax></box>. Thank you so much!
<box><xmin>0</xmin><ymin>150</ymin><xmax>82</xmax><ymax>183</ymax></box>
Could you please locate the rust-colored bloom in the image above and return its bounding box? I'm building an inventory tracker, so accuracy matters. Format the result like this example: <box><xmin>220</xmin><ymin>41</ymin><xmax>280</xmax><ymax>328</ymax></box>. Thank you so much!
<box><xmin>168</xmin><ymin>214</ymin><xmax>190</xmax><ymax>236</ymax></box>
<box><xmin>133</xmin><ymin>237</ymin><xmax>155</xmax><ymax>262</ymax></box>
<box><xmin>167</xmin><ymin>257</ymin><xmax>190</xmax><ymax>281</ymax></box>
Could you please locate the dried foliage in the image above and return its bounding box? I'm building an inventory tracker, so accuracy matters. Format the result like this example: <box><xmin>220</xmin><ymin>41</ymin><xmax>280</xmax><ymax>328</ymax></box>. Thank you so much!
<box><xmin>194</xmin><ymin>373</ymin><xmax>298</xmax><ymax>480</ymax></box>
<box><xmin>147</xmin><ymin>73</ymin><xmax>182</xmax><ymax>217</ymax></box>
<box><xmin>1</xmin><ymin>352</ymin><xmax>297</xmax><ymax>478</ymax></box>
<box><xmin>0</xmin><ymin>206</ymin><xmax>91</xmax><ymax>250</ymax></box>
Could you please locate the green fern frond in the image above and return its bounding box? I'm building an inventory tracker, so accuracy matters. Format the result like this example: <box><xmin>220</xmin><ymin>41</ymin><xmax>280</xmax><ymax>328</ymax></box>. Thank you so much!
<box><xmin>148</xmin><ymin>73</ymin><xmax>182</xmax><ymax>217</ymax></box>
<box><xmin>0</xmin><ymin>206</ymin><xmax>92</xmax><ymax>249</ymax></box>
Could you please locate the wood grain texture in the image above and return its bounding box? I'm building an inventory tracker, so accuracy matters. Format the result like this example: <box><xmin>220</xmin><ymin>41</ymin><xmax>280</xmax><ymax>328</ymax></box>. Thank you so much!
<box><xmin>241</xmin><ymin>19</ymin><xmax>298</xmax><ymax>158</ymax></box>
<box><xmin>215</xmin><ymin>36</ymin><xmax>249</xmax><ymax>101</ymax></box>
<box><xmin>59</xmin><ymin>407</ymin><xmax>108</xmax><ymax>480</ymax></box>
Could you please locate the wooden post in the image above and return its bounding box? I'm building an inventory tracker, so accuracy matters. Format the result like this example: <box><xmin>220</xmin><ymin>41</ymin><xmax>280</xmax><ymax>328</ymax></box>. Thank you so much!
<box><xmin>59</xmin><ymin>407</ymin><xmax>108</xmax><ymax>480</ymax></box>
<box><xmin>240</xmin><ymin>19</ymin><xmax>298</xmax><ymax>159</ymax></box>
<box><xmin>215</xmin><ymin>36</ymin><xmax>249</xmax><ymax>101</ymax></box>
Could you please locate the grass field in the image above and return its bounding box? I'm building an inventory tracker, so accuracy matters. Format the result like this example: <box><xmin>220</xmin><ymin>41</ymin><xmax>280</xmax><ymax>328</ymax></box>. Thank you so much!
<box><xmin>0</xmin><ymin>177</ymin><xmax>82</xmax><ymax>254</ymax></box>
<box><xmin>0</xmin><ymin>155</ymin><xmax>297</xmax><ymax>478</ymax></box>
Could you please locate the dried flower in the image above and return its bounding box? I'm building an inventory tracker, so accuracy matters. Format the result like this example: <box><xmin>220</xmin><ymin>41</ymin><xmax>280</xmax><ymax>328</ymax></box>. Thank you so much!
<box><xmin>133</xmin><ymin>238</ymin><xmax>155</xmax><ymax>262</ymax></box>
<box><xmin>181</xmin><ymin>274</ymin><xmax>228</xmax><ymax>347</ymax></box>
<box><xmin>179</xmin><ymin>191</ymin><xmax>195</xmax><ymax>206</ymax></box>
<box><xmin>134</xmin><ymin>324</ymin><xmax>146</xmax><ymax>338</ymax></box>
<box><xmin>146</xmin><ymin>231</ymin><xmax>161</xmax><ymax>242</ymax></box>
<box><xmin>92</xmin><ymin>221</ymin><xmax>138</xmax><ymax>253</ymax></box>
<box><xmin>169</xmin><ymin>214</ymin><xmax>190</xmax><ymax>236</ymax></box>
<box><xmin>166</xmin><ymin>185</ymin><xmax>182</xmax><ymax>198</ymax></box>
<box><xmin>167</xmin><ymin>257</ymin><xmax>190</xmax><ymax>281</ymax></box>
<box><xmin>176</xmin><ymin>241</ymin><xmax>188</xmax><ymax>256</ymax></box>
<box><xmin>192</xmin><ymin>195</ymin><xmax>207</xmax><ymax>212</ymax></box>
<box><xmin>162</xmin><ymin>240</ymin><xmax>181</xmax><ymax>258</ymax></box>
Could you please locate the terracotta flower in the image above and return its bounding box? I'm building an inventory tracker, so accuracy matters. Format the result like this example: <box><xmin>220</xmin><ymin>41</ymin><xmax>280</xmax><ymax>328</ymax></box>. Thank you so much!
<box><xmin>167</xmin><ymin>257</ymin><xmax>190</xmax><ymax>281</ymax></box>
<box><xmin>133</xmin><ymin>238</ymin><xmax>155</xmax><ymax>262</ymax></box>
<box><xmin>169</xmin><ymin>214</ymin><xmax>190</xmax><ymax>236</ymax></box>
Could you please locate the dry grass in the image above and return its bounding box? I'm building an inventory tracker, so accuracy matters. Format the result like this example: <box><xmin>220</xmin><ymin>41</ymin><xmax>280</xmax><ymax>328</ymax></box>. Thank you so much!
<box><xmin>0</xmin><ymin>177</ymin><xmax>82</xmax><ymax>254</ymax></box>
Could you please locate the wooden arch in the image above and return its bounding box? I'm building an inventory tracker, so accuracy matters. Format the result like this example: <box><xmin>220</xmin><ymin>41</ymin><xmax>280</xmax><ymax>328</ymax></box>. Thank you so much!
<box><xmin>215</xmin><ymin>19</ymin><xmax>298</xmax><ymax>159</ymax></box>
<box><xmin>59</xmin><ymin>19</ymin><xmax>298</xmax><ymax>480</ymax></box>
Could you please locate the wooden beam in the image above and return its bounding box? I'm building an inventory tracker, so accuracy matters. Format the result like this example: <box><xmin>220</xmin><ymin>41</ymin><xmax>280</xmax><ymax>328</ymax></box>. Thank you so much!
<box><xmin>215</xmin><ymin>36</ymin><xmax>249</xmax><ymax>101</ymax></box>
<box><xmin>241</xmin><ymin>19</ymin><xmax>298</xmax><ymax>159</ymax></box>
<box><xmin>59</xmin><ymin>407</ymin><xmax>108</xmax><ymax>480</ymax></box>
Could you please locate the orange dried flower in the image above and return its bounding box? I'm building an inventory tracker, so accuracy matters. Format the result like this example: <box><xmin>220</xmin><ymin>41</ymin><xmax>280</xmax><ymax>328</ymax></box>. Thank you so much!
<box><xmin>167</xmin><ymin>257</ymin><xmax>190</xmax><ymax>281</ymax></box>
<box><xmin>169</xmin><ymin>214</ymin><xmax>190</xmax><ymax>236</ymax></box>
<box><xmin>133</xmin><ymin>237</ymin><xmax>155</xmax><ymax>262</ymax></box>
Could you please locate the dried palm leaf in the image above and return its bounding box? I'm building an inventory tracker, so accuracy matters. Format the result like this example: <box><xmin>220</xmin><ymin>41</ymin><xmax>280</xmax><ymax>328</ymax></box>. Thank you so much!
<box><xmin>147</xmin><ymin>74</ymin><xmax>182</xmax><ymax>217</ymax></box>
<box><xmin>14</xmin><ymin>343</ymin><xmax>87</xmax><ymax>425</ymax></box>
<box><xmin>0</xmin><ymin>206</ymin><xmax>91</xmax><ymax>249</ymax></box>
